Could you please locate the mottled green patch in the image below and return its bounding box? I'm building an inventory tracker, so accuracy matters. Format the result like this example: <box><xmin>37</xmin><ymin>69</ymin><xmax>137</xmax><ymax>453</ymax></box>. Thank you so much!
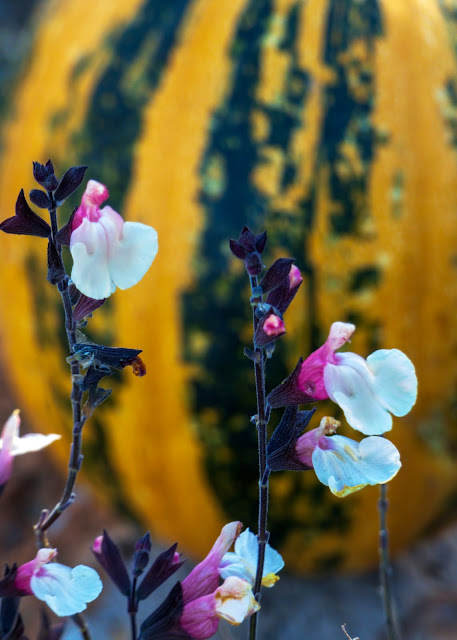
<box><xmin>350</xmin><ymin>266</ymin><xmax>380</xmax><ymax>291</ymax></box>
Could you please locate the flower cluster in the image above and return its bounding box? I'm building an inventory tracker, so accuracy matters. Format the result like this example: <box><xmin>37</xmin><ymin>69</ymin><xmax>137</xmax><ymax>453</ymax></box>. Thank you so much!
<box><xmin>92</xmin><ymin>523</ymin><xmax>272</xmax><ymax>640</ymax></box>
<box><xmin>266</xmin><ymin>321</ymin><xmax>417</xmax><ymax>496</ymax></box>
<box><xmin>230</xmin><ymin>227</ymin><xmax>418</xmax><ymax>498</ymax></box>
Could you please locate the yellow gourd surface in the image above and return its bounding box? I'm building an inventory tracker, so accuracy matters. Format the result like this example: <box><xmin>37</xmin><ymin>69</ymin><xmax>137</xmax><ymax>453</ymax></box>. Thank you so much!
<box><xmin>0</xmin><ymin>0</ymin><xmax>457</xmax><ymax>571</ymax></box>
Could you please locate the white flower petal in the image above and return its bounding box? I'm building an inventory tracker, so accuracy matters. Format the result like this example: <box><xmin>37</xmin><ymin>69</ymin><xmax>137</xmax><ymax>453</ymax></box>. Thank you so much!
<box><xmin>31</xmin><ymin>563</ymin><xmax>102</xmax><ymax>616</ymax></box>
<box><xmin>219</xmin><ymin>529</ymin><xmax>283</xmax><ymax>587</ymax></box>
<box><xmin>312</xmin><ymin>434</ymin><xmax>401</xmax><ymax>497</ymax></box>
<box><xmin>215</xmin><ymin>577</ymin><xmax>259</xmax><ymax>625</ymax></box>
<box><xmin>367</xmin><ymin>349</ymin><xmax>418</xmax><ymax>417</ymax></box>
<box><xmin>263</xmin><ymin>542</ymin><xmax>285</xmax><ymax>576</ymax></box>
<box><xmin>219</xmin><ymin>556</ymin><xmax>254</xmax><ymax>584</ymax></box>
<box><xmin>10</xmin><ymin>433</ymin><xmax>61</xmax><ymax>456</ymax></box>
<box><xmin>70</xmin><ymin>225</ymin><xmax>116</xmax><ymax>300</ymax></box>
<box><xmin>234</xmin><ymin>528</ymin><xmax>258</xmax><ymax>562</ymax></box>
<box><xmin>324</xmin><ymin>356</ymin><xmax>393</xmax><ymax>435</ymax></box>
<box><xmin>107</xmin><ymin>222</ymin><xmax>158</xmax><ymax>290</ymax></box>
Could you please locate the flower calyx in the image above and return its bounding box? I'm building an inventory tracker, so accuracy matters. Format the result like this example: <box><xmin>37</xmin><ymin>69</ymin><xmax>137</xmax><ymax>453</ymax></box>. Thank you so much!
<box><xmin>229</xmin><ymin>227</ymin><xmax>267</xmax><ymax>277</ymax></box>
<box><xmin>267</xmin><ymin>405</ymin><xmax>317</xmax><ymax>472</ymax></box>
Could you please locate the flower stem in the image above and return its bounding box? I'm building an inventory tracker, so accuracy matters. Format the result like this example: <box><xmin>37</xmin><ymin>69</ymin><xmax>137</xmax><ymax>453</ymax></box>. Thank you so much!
<box><xmin>72</xmin><ymin>613</ymin><xmax>92</xmax><ymax>640</ymax></box>
<box><xmin>34</xmin><ymin>205</ymin><xmax>85</xmax><ymax>539</ymax></box>
<box><xmin>128</xmin><ymin>577</ymin><xmax>138</xmax><ymax>640</ymax></box>
<box><xmin>378</xmin><ymin>483</ymin><xmax>401</xmax><ymax>640</ymax></box>
<box><xmin>248</xmin><ymin>276</ymin><xmax>270</xmax><ymax>640</ymax></box>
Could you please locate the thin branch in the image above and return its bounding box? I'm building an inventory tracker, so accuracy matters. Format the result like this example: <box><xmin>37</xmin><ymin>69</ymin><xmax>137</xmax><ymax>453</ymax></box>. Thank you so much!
<box><xmin>35</xmin><ymin>205</ymin><xmax>85</xmax><ymax>540</ymax></box>
<box><xmin>378</xmin><ymin>483</ymin><xmax>401</xmax><ymax>640</ymax></box>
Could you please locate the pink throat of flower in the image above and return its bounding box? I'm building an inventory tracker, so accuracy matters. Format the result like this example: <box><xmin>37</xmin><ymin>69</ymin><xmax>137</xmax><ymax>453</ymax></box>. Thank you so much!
<box><xmin>71</xmin><ymin>203</ymin><xmax>102</xmax><ymax>231</ymax></box>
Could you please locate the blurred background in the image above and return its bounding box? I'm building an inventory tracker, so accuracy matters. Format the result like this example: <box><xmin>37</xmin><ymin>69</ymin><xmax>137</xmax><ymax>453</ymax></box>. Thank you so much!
<box><xmin>1</xmin><ymin>0</ymin><xmax>457</xmax><ymax>638</ymax></box>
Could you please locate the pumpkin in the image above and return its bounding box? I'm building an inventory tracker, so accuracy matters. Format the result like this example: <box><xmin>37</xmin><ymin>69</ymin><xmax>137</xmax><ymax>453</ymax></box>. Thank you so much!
<box><xmin>0</xmin><ymin>0</ymin><xmax>456</xmax><ymax>572</ymax></box>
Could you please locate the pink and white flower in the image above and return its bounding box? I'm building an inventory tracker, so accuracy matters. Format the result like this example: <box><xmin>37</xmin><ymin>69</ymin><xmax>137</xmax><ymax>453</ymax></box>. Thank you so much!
<box><xmin>14</xmin><ymin>549</ymin><xmax>102</xmax><ymax>616</ymax></box>
<box><xmin>269</xmin><ymin>322</ymin><xmax>418</xmax><ymax>435</ymax></box>
<box><xmin>181</xmin><ymin>521</ymin><xmax>242</xmax><ymax>604</ymax></box>
<box><xmin>70</xmin><ymin>180</ymin><xmax>158</xmax><ymax>300</ymax></box>
<box><xmin>180</xmin><ymin>576</ymin><xmax>259</xmax><ymax>639</ymax></box>
<box><xmin>0</xmin><ymin>411</ymin><xmax>60</xmax><ymax>488</ymax></box>
<box><xmin>295</xmin><ymin>416</ymin><xmax>401</xmax><ymax>497</ymax></box>
<box><xmin>177</xmin><ymin>522</ymin><xmax>259</xmax><ymax>638</ymax></box>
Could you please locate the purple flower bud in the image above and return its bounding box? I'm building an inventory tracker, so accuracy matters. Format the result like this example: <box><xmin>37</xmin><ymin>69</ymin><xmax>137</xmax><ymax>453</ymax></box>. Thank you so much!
<box><xmin>229</xmin><ymin>227</ymin><xmax>267</xmax><ymax>277</ymax></box>
<box><xmin>33</xmin><ymin>160</ymin><xmax>58</xmax><ymax>191</ymax></box>
<box><xmin>266</xmin><ymin>263</ymin><xmax>303</xmax><ymax>314</ymax></box>
<box><xmin>254</xmin><ymin>312</ymin><xmax>285</xmax><ymax>348</ymax></box>
<box><xmin>92</xmin><ymin>530</ymin><xmax>130</xmax><ymax>596</ymax></box>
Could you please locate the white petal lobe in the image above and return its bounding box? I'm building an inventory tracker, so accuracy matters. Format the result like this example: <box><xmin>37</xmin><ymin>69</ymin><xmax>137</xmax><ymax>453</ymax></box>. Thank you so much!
<box><xmin>312</xmin><ymin>435</ymin><xmax>401</xmax><ymax>497</ymax></box>
<box><xmin>324</xmin><ymin>359</ymin><xmax>393</xmax><ymax>435</ymax></box>
<box><xmin>108</xmin><ymin>222</ymin><xmax>158</xmax><ymax>290</ymax></box>
<box><xmin>367</xmin><ymin>349</ymin><xmax>418</xmax><ymax>416</ymax></box>
<box><xmin>31</xmin><ymin>563</ymin><xmax>102</xmax><ymax>616</ymax></box>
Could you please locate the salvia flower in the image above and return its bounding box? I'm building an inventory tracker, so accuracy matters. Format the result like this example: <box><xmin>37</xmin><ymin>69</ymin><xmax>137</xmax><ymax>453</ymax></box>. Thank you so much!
<box><xmin>180</xmin><ymin>576</ymin><xmax>259</xmax><ymax>639</ymax></box>
<box><xmin>13</xmin><ymin>549</ymin><xmax>102</xmax><ymax>616</ymax></box>
<box><xmin>219</xmin><ymin>528</ymin><xmax>284</xmax><ymax>587</ymax></box>
<box><xmin>295</xmin><ymin>417</ymin><xmax>402</xmax><ymax>497</ymax></box>
<box><xmin>182</xmin><ymin>521</ymin><xmax>242</xmax><ymax>604</ymax></box>
<box><xmin>268</xmin><ymin>322</ymin><xmax>418</xmax><ymax>435</ymax></box>
<box><xmin>0</xmin><ymin>411</ymin><xmax>61</xmax><ymax>492</ymax></box>
<box><xmin>70</xmin><ymin>180</ymin><xmax>158</xmax><ymax>299</ymax></box>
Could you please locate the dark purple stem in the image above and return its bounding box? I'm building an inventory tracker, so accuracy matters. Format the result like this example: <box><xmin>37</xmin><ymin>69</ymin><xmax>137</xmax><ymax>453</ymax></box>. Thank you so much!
<box><xmin>34</xmin><ymin>203</ymin><xmax>85</xmax><ymax>540</ymax></box>
<box><xmin>248</xmin><ymin>275</ymin><xmax>271</xmax><ymax>640</ymax></box>
<box><xmin>32</xmin><ymin>203</ymin><xmax>91</xmax><ymax>640</ymax></box>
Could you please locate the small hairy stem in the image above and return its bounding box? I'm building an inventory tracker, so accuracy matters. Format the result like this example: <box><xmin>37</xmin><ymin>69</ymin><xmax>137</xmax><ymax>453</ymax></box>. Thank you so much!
<box><xmin>378</xmin><ymin>483</ymin><xmax>401</xmax><ymax>640</ymax></box>
<box><xmin>34</xmin><ymin>206</ymin><xmax>85</xmax><ymax>539</ymax></box>
<box><xmin>72</xmin><ymin>613</ymin><xmax>92</xmax><ymax>640</ymax></box>
<box><xmin>248</xmin><ymin>276</ymin><xmax>270</xmax><ymax>640</ymax></box>
<box><xmin>128</xmin><ymin>577</ymin><xmax>138</xmax><ymax>640</ymax></box>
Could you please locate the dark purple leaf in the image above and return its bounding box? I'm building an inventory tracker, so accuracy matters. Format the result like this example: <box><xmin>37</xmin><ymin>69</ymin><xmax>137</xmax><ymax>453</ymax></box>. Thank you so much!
<box><xmin>267</xmin><ymin>406</ymin><xmax>316</xmax><ymax>472</ymax></box>
<box><xmin>1</xmin><ymin>596</ymin><xmax>20</xmax><ymax>638</ymax></box>
<box><xmin>139</xmin><ymin>582</ymin><xmax>191</xmax><ymax>640</ymax></box>
<box><xmin>29</xmin><ymin>190</ymin><xmax>51</xmax><ymax>209</ymax></box>
<box><xmin>137</xmin><ymin>543</ymin><xmax>185</xmax><ymax>601</ymax></box>
<box><xmin>80</xmin><ymin>364</ymin><xmax>111</xmax><ymax>391</ymax></box>
<box><xmin>55</xmin><ymin>206</ymin><xmax>77</xmax><ymax>246</ymax></box>
<box><xmin>54</xmin><ymin>166</ymin><xmax>87</xmax><ymax>205</ymax></box>
<box><xmin>0</xmin><ymin>191</ymin><xmax>50</xmax><ymax>238</ymax></box>
<box><xmin>73</xmin><ymin>294</ymin><xmax>106</xmax><ymax>323</ymax></box>
<box><xmin>267</xmin><ymin>357</ymin><xmax>317</xmax><ymax>409</ymax></box>
<box><xmin>82</xmin><ymin>385</ymin><xmax>112</xmax><ymax>419</ymax></box>
<box><xmin>73</xmin><ymin>343</ymin><xmax>142</xmax><ymax>370</ymax></box>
